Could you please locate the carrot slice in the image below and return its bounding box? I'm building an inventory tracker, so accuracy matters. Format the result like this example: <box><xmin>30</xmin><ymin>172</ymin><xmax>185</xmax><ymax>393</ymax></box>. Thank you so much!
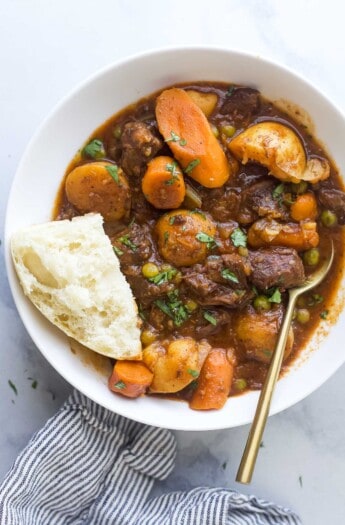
<box><xmin>109</xmin><ymin>360</ymin><xmax>153</xmax><ymax>398</ymax></box>
<box><xmin>247</xmin><ymin>218</ymin><xmax>319</xmax><ymax>251</ymax></box>
<box><xmin>189</xmin><ymin>348</ymin><xmax>233</xmax><ymax>410</ymax></box>
<box><xmin>142</xmin><ymin>156</ymin><xmax>185</xmax><ymax>209</ymax></box>
<box><xmin>156</xmin><ymin>88</ymin><xmax>231</xmax><ymax>188</ymax></box>
<box><xmin>290</xmin><ymin>193</ymin><xmax>318</xmax><ymax>221</ymax></box>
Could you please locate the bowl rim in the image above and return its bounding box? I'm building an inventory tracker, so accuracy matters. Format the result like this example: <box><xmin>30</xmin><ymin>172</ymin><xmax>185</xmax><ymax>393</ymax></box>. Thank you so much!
<box><xmin>5</xmin><ymin>45</ymin><xmax>345</xmax><ymax>430</ymax></box>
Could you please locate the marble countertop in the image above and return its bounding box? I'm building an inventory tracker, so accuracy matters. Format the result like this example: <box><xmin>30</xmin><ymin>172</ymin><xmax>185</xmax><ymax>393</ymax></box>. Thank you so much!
<box><xmin>1</xmin><ymin>1</ymin><xmax>345</xmax><ymax>523</ymax></box>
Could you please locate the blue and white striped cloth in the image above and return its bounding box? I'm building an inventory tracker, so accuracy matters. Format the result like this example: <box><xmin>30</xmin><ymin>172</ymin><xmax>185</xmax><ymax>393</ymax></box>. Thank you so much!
<box><xmin>0</xmin><ymin>390</ymin><xmax>301</xmax><ymax>524</ymax></box>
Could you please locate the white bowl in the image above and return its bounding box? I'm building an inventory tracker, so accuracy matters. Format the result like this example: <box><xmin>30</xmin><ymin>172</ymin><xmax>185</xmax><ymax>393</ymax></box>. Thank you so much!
<box><xmin>5</xmin><ymin>47</ymin><xmax>345</xmax><ymax>430</ymax></box>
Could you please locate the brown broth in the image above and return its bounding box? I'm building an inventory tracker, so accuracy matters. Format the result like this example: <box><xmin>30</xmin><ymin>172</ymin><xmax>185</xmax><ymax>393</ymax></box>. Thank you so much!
<box><xmin>53</xmin><ymin>81</ymin><xmax>345</xmax><ymax>402</ymax></box>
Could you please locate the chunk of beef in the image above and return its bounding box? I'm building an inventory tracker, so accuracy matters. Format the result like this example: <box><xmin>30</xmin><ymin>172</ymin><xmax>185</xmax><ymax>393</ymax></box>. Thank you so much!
<box><xmin>182</xmin><ymin>254</ymin><xmax>253</xmax><ymax>307</ymax></box>
<box><xmin>111</xmin><ymin>222</ymin><xmax>153</xmax><ymax>266</ymax></box>
<box><xmin>238</xmin><ymin>179</ymin><xmax>290</xmax><ymax>224</ymax></box>
<box><xmin>123</xmin><ymin>265</ymin><xmax>174</xmax><ymax>306</ymax></box>
<box><xmin>195</xmin><ymin>308</ymin><xmax>232</xmax><ymax>338</ymax></box>
<box><xmin>318</xmin><ymin>188</ymin><xmax>345</xmax><ymax>224</ymax></box>
<box><xmin>249</xmin><ymin>247</ymin><xmax>305</xmax><ymax>291</ymax></box>
<box><xmin>202</xmin><ymin>187</ymin><xmax>241</xmax><ymax>221</ymax></box>
<box><xmin>120</xmin><ymin>121</ymin><xmax>163</xmax><ymax>176</ymax></box>
<box><xmin>220</xmin><ymin>87</ymin><xmax>261</xmax><ymax>126</ymax></box>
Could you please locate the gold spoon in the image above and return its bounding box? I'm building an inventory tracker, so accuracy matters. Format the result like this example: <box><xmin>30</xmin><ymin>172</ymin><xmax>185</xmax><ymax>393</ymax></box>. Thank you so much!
<box><xmin>236</xmin><ymin>241</ymin><xmax>334</xmax><ymax>484</ymax></box>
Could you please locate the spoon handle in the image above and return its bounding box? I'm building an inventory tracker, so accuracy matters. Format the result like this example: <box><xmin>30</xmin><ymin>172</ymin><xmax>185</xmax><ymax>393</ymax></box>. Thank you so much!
<box><xmin>236</xmin><ymin>290</ymin><xmax>298</xmax><ymax>484</ymax></box>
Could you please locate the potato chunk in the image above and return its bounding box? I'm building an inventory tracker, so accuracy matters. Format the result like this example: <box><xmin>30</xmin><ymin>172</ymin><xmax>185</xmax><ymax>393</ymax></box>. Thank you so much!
<box><xmin>65</xmin><ymin>161</ymin><xmax>130</xmax><ymax>221</ymax></box>
<box><xmin>186</xmin><ymin>90</ymin><xmax>218</xmax><ymax>117</ymax></box>
<box><xmin>155</xmin><ymin>209</ymin><xmax>217</xmax><ymax>267</ymax></box>
<box><xmin>228</xmin><ymin>122</ymin><xmax>329</xmax><ymax>184</ymax></box>
<box><xmin>143</xmin><ymin>337</ymin><xmax>210</xmax><ymax>393</ymax></box>
<box><xmin>233</xmin><ymin>304</ymin><xmax>294</xmax><ymax>364</ymax></box>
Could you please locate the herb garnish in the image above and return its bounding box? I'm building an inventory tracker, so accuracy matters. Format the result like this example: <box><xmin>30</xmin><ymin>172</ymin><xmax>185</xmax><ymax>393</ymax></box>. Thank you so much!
<box><xmin>114</xmin><ymin>381</ymin><xmax>126</xmax><ymax>390</ymax></box>
<box><xmin>164</xmin><ymin>231</ymin><xmax>169</xmax><ymax>244</ymax></box>
<box><xmin>184</xmin><ymin>159</ymin><xmax>200</xmax><ymax>174</ymax></box>
<box><xmin>165</xmin><ymin>131</ymin><xmax>187</xmax><ymax>146</ymax></box>
<box><xmin>230</xmin><ymin>228</ymin><xmax>247</xmax><ymax>248</ymax></box>
<box><xmin>268</xmin><ymin>288</ymin><xmax>282</xmax><ymax>304</ymax></box>
<box><xmin>298</xmin><ymin>476</ymin><xmax>303</xmax><ymax>488</ymax></box>
<box><xmin>191</xmin><ymin>209</ymin><xmax>206</xmax><ymax>219</ymax></box>
<box><xmin>8</xmin><ymin>380</ymin><xmax>17</xmax><ymax>396</ymax></box>
<box><xmin>118</xmin><ymin>235</ymin><xmax>137</xmax><ymax>251</ymax></box>
<box><xmin>272</xmin><ymin>183</ymin><xmax>288</xmax><ymax>206</ymax></box>
<box><xmin>113</xmin><ymin>245</ymin><xmax>124</xmax><ymax>257</ymax></box>
<box><xmin>138</xmin><ymin>304</ymin><xmax>147</xmax><ymax>321</ymax></box>
<box><xmin>221</xmin><ymin>269</ymin><xmax>239</xmax><ymax>284</ymax></box>
<box><xmin>149</xmin><ymin>268</ymin><xmax>177</xmax><ymax>285</ymax></box>
<box><xmin>196</xmin><ymin>232</ymin><xmax>218</xmax><ymax>249</ymax></box>
<box><xmin>82</xmin><ymin>139</ymin><xmax>105</xmax><ymax>159</ymax></box>
<box><xmin>320</xmin><ymin>310</ymin><xmax>329</xmax><ymax>319</ymax></box>
<box><xmin>154</xmin><ymin>290</ymin><xmax>189</xmax><ymax>327</ymax></box>
<box><xmin>106</xmin><ymin>165</ymin><xmax>119</xmax><ymax>183</ymax></box>
<box><xmin>203</xmin><ymin>311</ymin><xmax>218</xmax><ymax>326</ymax></box>
<box><xmin>187</xmin><ymin>369</ymin><xmax>199</xmax><ymax>378</ymax></box>
<box><xmin>166</xmin><ymin>162</ymin><xmax>178</xmax><ymax>176</ymax></box>
<box><xmin>169</xmin><ymin>216</ymin><xmax>176</xmax><ymax>225</ymax></box>
<box><xmin>226</xmin><ymin>86</ymin><xmax>235</xmax><ymax>97</ymax></box>
<box><xmin>31</xmin><ymin>380</ymin><xmax>38</xmax><ymax>389</ymax></box>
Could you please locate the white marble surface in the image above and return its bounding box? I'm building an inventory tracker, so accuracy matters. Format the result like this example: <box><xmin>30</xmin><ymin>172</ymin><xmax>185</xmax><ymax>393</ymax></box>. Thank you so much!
<box><xmin>1</xmin><ymin>1</ymin><xmax>345</xmax><ymax>523</ymax></box>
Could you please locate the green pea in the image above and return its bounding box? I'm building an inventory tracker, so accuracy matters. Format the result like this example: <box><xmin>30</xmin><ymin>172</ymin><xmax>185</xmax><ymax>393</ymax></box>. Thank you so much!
<box><xmin>142</xmin><ymin>262</ymin><xmax>159</xmax><ymax>279</ymax></box>
<box><xmin>296</xmin><ymin>308</ymin><xmax>310</xmax><ymax>324</ymax></box>
<box><xmin>291</xmin><ymin>181</ymin><xmax>308</xmax><ymax>194</ymax></box>
<box><xmin>321</xmin><ymin>209</ymin><xmax>338</xmax><ymax>227</ymax></box>
<box><xmin>233</xmin><ymin>378</ymin><xmax>247</xmax><ymax>391</ymax></box>
<box><xmin>253</xmin><ymin>295</ymin><xmax>271</xmax><ymax>311</ymax></box>
<box><xmin>303</xmin><ymin>248</ymin><xmax>320</xmax><ymax>266</ymax></box>
<box><xmin>220</xmin><ymin>125</ymin><xmax>236</xmax><ymax>137</ymax></box>
<box><xmin>238</xmin><ymin>246</ymin><xmax>249</xmax><ymax>257</ymax></box>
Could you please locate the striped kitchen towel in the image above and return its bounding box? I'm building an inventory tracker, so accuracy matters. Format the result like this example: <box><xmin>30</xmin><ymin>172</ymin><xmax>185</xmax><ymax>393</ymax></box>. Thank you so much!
<box><xmin>0</xmin><ymin>390</ymin><xmax>301</xmax><ymax>524</ymax></box>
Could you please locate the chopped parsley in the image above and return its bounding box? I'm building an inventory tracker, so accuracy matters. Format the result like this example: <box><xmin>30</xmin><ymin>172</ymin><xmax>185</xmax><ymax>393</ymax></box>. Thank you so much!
<box><xmin>320</xmin><ymin>310</ymin><xmax>329</xmax><ymax>319</ymax></box>
<box><xmin>221</xmin><ymin>268</ymin><xmax>239</xmax><ymax>284</ymax></box>
<box><xmin>31</xmin><ymin>380</ymin><xmax>38</xmax><ymax>389</ymax></box>
<box><xmin>113</xmin><ymin>245</ymin><xmax>124</xmax><ymax>257</ymax></box>
<box><xmin>191</xmin><ymin>209</ymin><xmax>206</xmax><ymax>219</ymax></box>
<box><xmin>230</xmin><ymin>228</ymin><xmax>247</xmax><ymax>248</ymax></box>
<box><xmin>184</xmin><ymin>159</ymin><xmax>200</xmax><ymax>174</ymax></box>
<box><xmin>82</xmin><ymin>139</ymin><xmax>105</xmax><ymax>159</ymax></box>
<box><xmin>114</xmin><ymin>381</ymin><xmax>126</xmax><ymax>390</ymax></box>
<box><xmin>106</xmin><ymin>165</ymin><xmax>119</xmax><ymax>183</ymax></box>
<box><xmin>226</xmin><ymin>86</ymin><xmax>235</xmax><ymax>97</ymax></box>
<box><xmin>149</xmin><ymin>268</ymin><xmax>177</xmax><ymax>285</ymax></box>
<box><xmin>268</xmin><ymin>288</ymin><xmax>282</xmax><ymax>304</ymax></box>
<box><xmin>164</xmin><ymin>231</ymin><xmax>169</xmax><ymax>244</ymax></box>
<box><xmin>196</xmin><ymin>232</ymin><xmax>217</xmax><ymax>249</ymax></box>
<box><xmin>298</xmin><ymin>475</ymin><xmax>303</xmax><ymax>488</ymax></box>
<box><xmin>272</xmin><ymin>183</ymin><xmax>287</xmax><ymax>206</ymax></box>
<box><xmin>203</xmin><ymin>311</ymin><xmax>218</xmax><ymax>326</ymax></box>
<box><xmin>165</xmin><ymin>130</ymin><xmax>187</xmax><ymax>146</ymax></box>
<box><xmin>169</xmin><ymin>216</ymin><xmax>176</xmax><ymax>225</ymax></box>
<box><xmin>8</xmin><ymin>380</ymin><xmax>17</xmax><ymax>395</ymax></box>
<box><xmin>138</xmin><ymin>304</ymin><xmax>147</xmax><ymax>321</ymax></box>
<box><xmin>154</xmin><ymin>290</ymin><xmax>189</xmax><ymax>327</ymax></box>
<box><xmin>187</xmin><ymin>369</ymin><xmax>199</xmax><ymax>378</ymax></box>
<box><xmin>118</xmin><ymin>235</ymin><xmax>137</xmax><ymax>251</ymax></box>
<box><xmin>165</xmin><ymin>162</ymin><xmax>180</xmax><ymax>185</ymax></box>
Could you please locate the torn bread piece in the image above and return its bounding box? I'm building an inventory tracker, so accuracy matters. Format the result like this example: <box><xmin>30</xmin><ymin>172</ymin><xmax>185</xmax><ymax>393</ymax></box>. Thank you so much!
<box><xmin>11</xmin><ymin>213</ymin><xmax>142</xmax><ymax>360</ymax></box>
